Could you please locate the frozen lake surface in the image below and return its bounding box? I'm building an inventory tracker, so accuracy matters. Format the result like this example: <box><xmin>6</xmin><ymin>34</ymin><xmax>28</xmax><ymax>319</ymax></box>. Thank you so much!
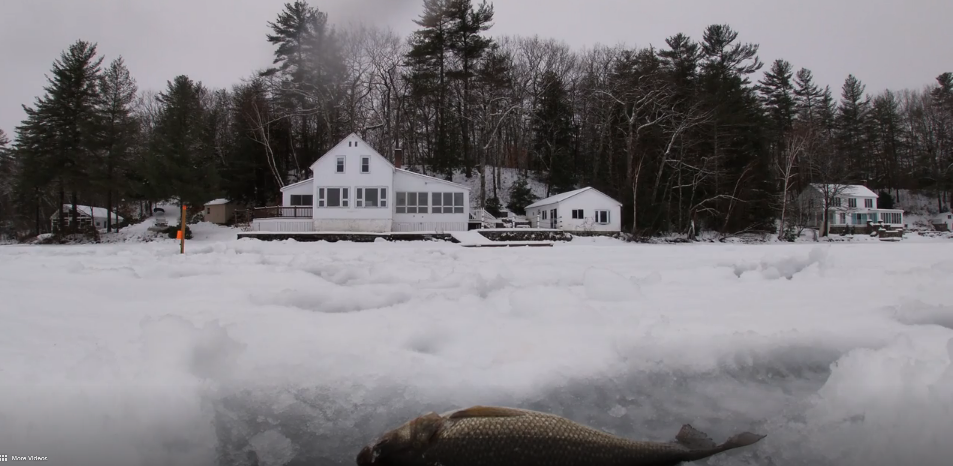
<box><xmin>1</xmin><ymin>224</ymin><xmax>952</xmax><ymax>466</ymax></box>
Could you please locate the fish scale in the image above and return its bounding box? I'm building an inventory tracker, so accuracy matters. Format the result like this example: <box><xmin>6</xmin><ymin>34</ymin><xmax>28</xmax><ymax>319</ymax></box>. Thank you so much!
<box><xmin>423</xmin><ymin>412</ymin><xmax>691</xmax><ymax>466</ymax></box>
<box><xmin>355</xmin><ymin>406</ymin><xmax>765</xmax><ymax>466</ymax></box>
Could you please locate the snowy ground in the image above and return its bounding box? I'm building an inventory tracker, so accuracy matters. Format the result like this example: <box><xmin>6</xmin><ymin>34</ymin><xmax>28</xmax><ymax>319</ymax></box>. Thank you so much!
<box><xmin>2</xmin><ymin>224</ymin><xmax>953</xmax><ymax>466</ymax></box>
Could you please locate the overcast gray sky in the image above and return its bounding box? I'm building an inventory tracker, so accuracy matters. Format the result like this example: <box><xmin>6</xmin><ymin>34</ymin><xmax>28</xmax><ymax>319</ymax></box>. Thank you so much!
<box><xmin>2</xmin><ymin>0</ymin><xmax>951</xmax><ymax>138</ymax></box>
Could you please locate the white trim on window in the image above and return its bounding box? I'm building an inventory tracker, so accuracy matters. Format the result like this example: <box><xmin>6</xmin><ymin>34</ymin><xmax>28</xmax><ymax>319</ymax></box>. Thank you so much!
<box><xmin>318</xmin><ymin>187</ymin><xmax>349</xmax><ymax>208</ymax></box>
<box><xmin>356</xmin><ymin>187</ymin><xmax>387</xmax><ymax>208</ymax></box>
<box><xmin>395</xmin><ymin>191</ymin><xmax>429</xmax><ymax>214</ymax></box>
<box><xmin>335</xmin><ymin>156</ymin><xmax>345</xmax><ymax>173</ymax></box>
<box><xmin>595</xmin><ymin>210</ymin><xmax>610</xmax><ymax>224</ymax></box>
<box><xmin>361</xmin><ymin>156</ymin><xmax>370</xmax><ymax>174</ymax></box>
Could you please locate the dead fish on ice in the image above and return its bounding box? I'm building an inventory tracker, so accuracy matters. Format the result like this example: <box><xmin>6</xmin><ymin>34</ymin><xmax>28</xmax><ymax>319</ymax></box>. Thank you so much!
<box><xmin>356</xmin><ymin>405</ymin><xmax>765</xmax><ymax>466</ymax></box>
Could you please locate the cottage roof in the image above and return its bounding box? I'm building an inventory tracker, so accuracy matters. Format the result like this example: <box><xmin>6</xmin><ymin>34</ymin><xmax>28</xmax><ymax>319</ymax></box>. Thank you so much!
<box><xmin>526</xmin><ymin>186</ymin><xmax>621</xmax><ymax>209</ymax></box>
<box><xmin>204</xmin><ymin>198</ymin><xmax>230</xmax><ymax>206</ymax></box>
<box><xmin>394</xmin><ymin>168</ymin><xmax>471</xmax><ymax>190</ymax></box>
<box><xmin>809</xmin><ymin>183</ymin><xmax>878</xmax><ymax>198</ymax></box>
<box><xmin>54</xmin><ymin>204</ymin><xmax>123</xmax><ymax>222</ymax></box>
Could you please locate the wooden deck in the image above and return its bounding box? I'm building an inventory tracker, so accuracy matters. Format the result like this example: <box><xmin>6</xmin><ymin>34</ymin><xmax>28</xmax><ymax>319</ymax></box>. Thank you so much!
<box><xmin>237</xmin><ymin>232</ymin><xmax>454</xmax><ymax>243</ymax></box>
<box><xmin>250</xmin><ymin>206</ymin><xmax>313</xmax><ymax>219</ymax></box>
<box><xmin>461</xmin><ymin>243</ymin><xmax>553</xmax><ymax>248</ymax></box>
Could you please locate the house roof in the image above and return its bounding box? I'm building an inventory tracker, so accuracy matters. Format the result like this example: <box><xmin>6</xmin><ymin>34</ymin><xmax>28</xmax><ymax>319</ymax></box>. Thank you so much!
<box><xmin>809</xmin><ymin>183</ymin><xmax>878</xmax><ymax>198</ymax></box>
<box><xmin>309</xmin><ymin>133</ymin><xmax>394</xmax><ymax>170</ymax></box>
<box><xmin>526</xmin><ymin>186</ymin><xmax>621</xmax><ymax>209</ymax></box>
<box><xmin>204</xmin><ymin>198</ymin><xmax>230</xmax><ymax>206</ymax></box>
<box><xmin>280</xmin><ymin>178</ymin><xmax>314</xmax><ymax>192</ymax></box>
<box><xmin>395</xmin><ymin>168</ymin><xmax>470</xmax><ymax>190</ymax></box>
<box><xmin>53</xmin><ymin>204</ymin><xmax>124</xmax><ymax>221</ymax></box>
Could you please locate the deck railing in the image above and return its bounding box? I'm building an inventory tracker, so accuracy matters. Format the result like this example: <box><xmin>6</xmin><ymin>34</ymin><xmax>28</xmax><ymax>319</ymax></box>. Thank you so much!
<box><xmin>251</xmin><ymin>206</ymin><xmax>313</xmax><ymax>219</ymax></box>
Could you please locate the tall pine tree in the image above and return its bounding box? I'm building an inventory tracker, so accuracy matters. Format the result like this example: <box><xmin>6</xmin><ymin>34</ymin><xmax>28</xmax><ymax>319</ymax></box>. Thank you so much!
<box><xmin>95</xmin><ymin>57</ymin><xmax>139</xmax><ymax>231</ymax></box>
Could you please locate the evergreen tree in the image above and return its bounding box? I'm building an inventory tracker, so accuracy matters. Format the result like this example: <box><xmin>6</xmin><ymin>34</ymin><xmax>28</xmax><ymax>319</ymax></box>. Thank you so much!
<box><xmin>0</xmin><ymin>129</ymin><xmax>13</xmax><ymax>233</ymax></box>
<box><xmin>149</xmin><ymin>75</ymin><xmax>219</xmax><ymax>210</ymax></box>
<box><xmin>506</xmin><ymin>175</ymin><xmax>537</xmax><ymax>215</ymax></box>
<box><xmin>757</xmin><ymin>59</ymin><xmax>796</xmax><ymax>142</ymax></box>
<box><xmin>264</xmin><ymin>0</ymin><xmax>346</xmax><ymax>164</ymax></box>
<box><xmin>406</xmin><ymin>0</ymin><xmax>456</xmax><ymax>179</ymax></box>
<box><xmin>21</xmin><ymin>40</ymin><xmax>104</xmax><ymax>231</ymax></box>
<box><xmin>95</xmin><ymin>57</ymin><xmax>139</xmax><ymax>231</ymax></box>
<box><xmin>446</xmin><ymin>0</ymin><xmax>495</xmax><ymax>178</ymax></box>
<box><xmin>532</xmin><ymin>70</ymin><xmax>577</xmax><ymax>195</ymax></box>
<box><xmin>793</xmin><ymin>68</ymin><xmax>824</xmax><ymax>125</ymax></box>
<box><xmin>835</xmin><ymin>74</ymin><xmax>870</xmax><ymax>178</ymax></box>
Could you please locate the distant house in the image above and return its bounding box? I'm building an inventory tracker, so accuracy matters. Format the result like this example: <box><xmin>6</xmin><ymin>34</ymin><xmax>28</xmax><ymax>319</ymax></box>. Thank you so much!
<box><xmin>203</xmin><ymin>199</ymin><xmax>235</xmax><ymax>225</ymax></box>
<box><xmin>252</xmin><ymin>133</ymin><xmax>471</xmax><ymax>233</ymax></box>
<box><xmin>932</xmin><ymin>212</ymin><xmax>952</xmax><ymax>232</ymax></box>
<box><xmin>524</xmin><ymin>187</ymin><xmax>622</xmax><ymax>232</ymax></box>
<box><xmin>797</xmin><ymin>184</ymin><xmax>905</xmax><ymax>234</ymax></box>
<box><xmin>50</xmin><ymin>204</ymin><xmax>124</xmax><ymax>231</ymax></box>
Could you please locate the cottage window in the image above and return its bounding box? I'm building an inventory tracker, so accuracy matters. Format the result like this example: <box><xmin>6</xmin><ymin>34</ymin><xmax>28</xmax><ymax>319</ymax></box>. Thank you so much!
<box><xmin>396</xmin><ymin>192</ymin><xmax>428</xmax><ymax>214</ymax></box>
<box><xmin>595</xmin><ymin>210</ymin><xmax>610</xmax><ymax>224</ymax></box>
<box><xmin>571</xmin><ymin>209</ymin><xmax>584</xmax><ymax>219</ymax></box>
<box><xmin>289</xmin><ymin>195</ymin><xmax>313</xmax><ymax>206</ymax></box>
<box><xmin>318</xmin><ymin>188</ymin><xmax>348</xmax><ymax>207</ymax></box>
<box><xmin>356</xmin><ymin>188</ymin><xmax>387</xmax><ymax>208</ymax></box>
<box><xmin>839</xmin><ymin>213</ymin><xmax>846</xmax><ymax>224</ymax></box>
<box><xmin>832</xmin><ymin>197</ymin><xmax>842</xmax><ymax>207</ymax></box>
<box><xmin>336</xmin><ymin>156</ymin><xmax>345</xmax><ymax>173</ymax></box>
<box><xmin>864</xmin><ymin>199</ymin><xmax>873</xmax><ymax>208</ymax></box>
<box><xmin>430</xmin><ymin>192</ymin><xmax>464</xmax><ymax>213</ymax></box>
<box><xmin>541</xmin><ymin>211</ymin><xmax>547</xmax><ymax>220</ymax></box>
<box><xmin>361</xmin><ymin>157</ymin><xmax>370</xmax><ymax>173</ymax></box>
<box><xmin>848</xmin><ymin>198</ymin><xmax>857</xmax><ymax>208</ymax></box>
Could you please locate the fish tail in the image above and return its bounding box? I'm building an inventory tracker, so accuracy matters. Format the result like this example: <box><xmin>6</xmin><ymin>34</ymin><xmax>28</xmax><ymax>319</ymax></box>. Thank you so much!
<box><xmin>675</xmin><ymin>424</ymin><xmax>766</xmax><ymax>461</ymax></box>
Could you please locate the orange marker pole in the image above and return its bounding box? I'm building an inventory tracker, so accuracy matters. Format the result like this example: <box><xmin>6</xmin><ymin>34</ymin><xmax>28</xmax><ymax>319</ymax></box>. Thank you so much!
<box><xmin>180</xmin><ymin>205</ymin><xmax>187</xmax><ymax>254</ymax></box>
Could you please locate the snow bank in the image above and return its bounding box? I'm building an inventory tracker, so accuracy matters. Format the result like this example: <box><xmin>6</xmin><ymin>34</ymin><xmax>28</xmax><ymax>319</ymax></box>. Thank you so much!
<box><xmin>1</xmin><ymin>238</ymin><xmax>952</xmax><ymax>465</ymax></box>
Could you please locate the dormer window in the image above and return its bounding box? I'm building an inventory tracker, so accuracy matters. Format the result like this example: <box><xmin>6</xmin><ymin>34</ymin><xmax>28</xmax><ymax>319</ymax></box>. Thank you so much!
<box><xmin>336</xmin><ymin>156</ymin><xmax>345</xmax><ymax>173</ymax></box>
<box><xmin>361</xmin><ymin>156</ymin><xmax>370</xmax><ymax>173</ymax></box>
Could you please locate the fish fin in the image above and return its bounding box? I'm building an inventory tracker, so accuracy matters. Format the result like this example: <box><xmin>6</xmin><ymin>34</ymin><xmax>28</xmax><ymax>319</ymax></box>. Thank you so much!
<box><xmin>675</xmin><ymin>424</ymin><xmax>718</xmax><ymax>450</ymax></box>
<box><xmin>717</xmin><ymin>431</ymin><xmax>766</xmax><ymax>451</ymax></box>
<box><xmin>447</xmin><ymin>406</ymin><xmax>527</xmax><ymax>419</ymax></box>
<box><xmin>411</xmin><ymin>412</ymin><xmax>445</xmax><ymax>446</ymax></box>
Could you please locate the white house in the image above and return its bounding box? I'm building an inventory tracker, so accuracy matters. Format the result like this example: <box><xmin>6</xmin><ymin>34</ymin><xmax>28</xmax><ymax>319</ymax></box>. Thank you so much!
<box><xmin>797</xmin><ymin>183</ymin><xmax>905</xmax><ymax>234</ymax></box>
<box><xmin>252</xmin><ymin>133</ymin><xmax>471</xmax><ymax>233</ymax></box>
<box><xmin>932</xmin><ymin>212</ymin><xmax>953</xmax><ymax>231</ymax></box>
<box><xmin>50</xmin><ymin>204</ymin><xmax>124</xmax><ymax>231</ymax></box>
<box><xmin>525</xmin><ymin>187</ymin><xmax>622</xmax><ymax>232</ymax></box>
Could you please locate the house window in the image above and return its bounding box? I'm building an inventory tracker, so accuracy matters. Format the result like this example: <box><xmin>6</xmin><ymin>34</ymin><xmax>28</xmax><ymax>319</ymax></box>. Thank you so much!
<box><xmin>289</xmin><ymin>195</ymin><xmax>313</xmax><ymax>206</ymax></box>
<box><xmin>361</xmin><ymin>156</ymin><xmax>370</xmax><ymax>173</ymax></box>
<box><xmin>848</xmin><ymin>198</ymin><xmax>857</xmax><ymax>208</ymax></box>
<box><xmin>430</xmin><ymin>192</ymin><xmax>464</xmax><ymax>213</ymax></box>
<box><xmin>206</xmin><ymin>208</ymin><xmax>211</xmax><ymax>214</ymax></box>
<box><xmin>395</xmin><ymin>192</ymin><xmax>428</xmax><ymax>214</ymax></box>
<box><xmin>336</xmin><ymin>156</ymin><xmax>345</xmax><ymax>173</ymax></box>
<box><xmin>838</xmin><ymin>213</ymin><xmax>846</xmax><ymax>224</ymax></box>
<box><xmin>541</xmin><ymin>210</ymin><xmax>547</xmax><ymax>220</ymax></box>
<box><xmin>318</xmin><ymin>187</ymin><xmax>349</xmax><ymax>207</ymax></box>
<box><xmin>595</xmin><ymin>210</ymin><xmax>610</xmax><ymax>224</ymax></box>
<box><xmin>864</xmin><ymin>199</ymin><xmax>873</xmax><ymax>208</ymax></box>
<box><xmin>571</xmin><ymin>209</ymin><xmax>584</xmax><ymax>219</ymax></box>
<box><xmin>832</xmin><ymin>197</ymin><xmax>842</xmax><ymax>207</ymax></box>
<box><xmin>356</xmin><ymin>187</ymin><xmax>387</xmax><ymax>208</ymax></box>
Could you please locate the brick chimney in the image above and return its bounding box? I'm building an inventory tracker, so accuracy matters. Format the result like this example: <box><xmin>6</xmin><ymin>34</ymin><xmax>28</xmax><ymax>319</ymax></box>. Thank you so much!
<box><xmin>393</xmin><ymin>143</ymin><xmax>403</xmax><ymax>169</ymax></box>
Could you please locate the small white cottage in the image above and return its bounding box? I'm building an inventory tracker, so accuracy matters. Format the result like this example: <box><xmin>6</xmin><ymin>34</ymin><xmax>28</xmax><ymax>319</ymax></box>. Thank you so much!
<box><xmin>932</xmin><ymin>212</ymin><xmax>953</xmax><ymax>232</ymax></box>
<box><xmin>50</xmin><ymin>204</ymin><xmax>124</xmax><ymax>231</ymax></box>
<box><xmin>253</xmin><ymin>133</ymin><xmax>471</xmax><ymax>233</ymax></box>
<box><xmin>525</xmin><ymin>187</ymin><xmax>622</xmax><ymax>232</ymax></box>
